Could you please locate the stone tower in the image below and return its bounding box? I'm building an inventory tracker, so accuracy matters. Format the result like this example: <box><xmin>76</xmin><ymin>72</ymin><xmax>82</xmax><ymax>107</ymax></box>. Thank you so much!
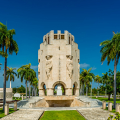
<box><xmin>38</xmin><ymin>30</ymin><xmax>80</xmax><ymax>96</ymax></box>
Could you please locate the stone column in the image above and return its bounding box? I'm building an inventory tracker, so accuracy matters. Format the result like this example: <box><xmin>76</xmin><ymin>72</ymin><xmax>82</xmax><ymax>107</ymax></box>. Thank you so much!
<box><xmin>39</xmin><ymin>89</ymin><xmax>45</xmax><ymax>96</ymax></box>
<box><xmin>108</xmin><ymin>102</ymin><xmax>112</xmax><ymax>111</ymax></box>
<box><xmin>102</xmin><ymin>101</ymin><xmax>106</xmax><ymax>109</ymax></box>
<box><xmin>116</xmin><ymin>103</ymin><xmax>120</xmax><ymax>113</ymax></box>
<box><xmin>75</xmin><ymin>88</ymin><xmax>79</xmax><ymax>96</ymax></box>
<box><xmin>47</xmin><ymin>88</ymin><xmax>53</xmax><ymax>96</ymax></box>
<box><xmin>66</xmin><ymin>88</ymin><xmax>72</xmax><ymax>96</ymax></box>
<box><xmin>5</xmin><ymin>103</ymin><xmax>9</xmax><ymax>115</ymax></box>
<box><xmin>14</xmin><ymin>101</ymin><xmax>17</xmax><ymax>111</ymax></box>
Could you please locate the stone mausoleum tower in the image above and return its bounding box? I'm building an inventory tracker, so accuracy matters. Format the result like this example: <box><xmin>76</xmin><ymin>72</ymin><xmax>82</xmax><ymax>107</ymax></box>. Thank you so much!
<box><xmin>38</xmin><ymin>30</ymin><xmax>80</xmax><ymax>96</ymax></box>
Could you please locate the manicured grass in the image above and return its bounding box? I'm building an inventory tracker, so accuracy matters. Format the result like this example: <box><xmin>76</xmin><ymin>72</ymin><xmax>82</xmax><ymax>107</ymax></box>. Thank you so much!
<box><xmin>0</xmin><ymin>108</ymin><xmax>17</xmax><ymax>118</ymax></box>
<box><xmin>92</xmin><ymin>97</ymin><xmax>120</xmax><ymax>103</ymax></box>
<box><xmin>40</xmin><ymin>110</ymin><xmax>85</xmax><ymax>120</ymax></box>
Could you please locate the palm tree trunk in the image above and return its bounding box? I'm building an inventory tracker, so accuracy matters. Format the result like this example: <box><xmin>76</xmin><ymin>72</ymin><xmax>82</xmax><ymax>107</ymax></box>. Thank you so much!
<box><xmin>29</xmin><ymin>82</ymin><xmax>30</xmax><ymax>98</ymax></box>
<box><xmin>98</xmin><ymin>83</ymin><xmax>99</xmax><ymax>96</ymax></box>
<box><xmin>113</xmin><ymin>58</ymin><xmax>117</xmax><ymax>109</ymax></box>
<box><xmin>83</xmin><ymin>83</ymin><xmax>84</xmax><ymax>95</ymax></box>
<box><xmin>91</xmin><ymin>82</ymin><xmax>92</xmax><ymax>97</ymax></box>
<box><xmin>26</xmin><ymin>81</ymin><xmax>27</xmax><ymax>99</ymax></box>
<box><xmin>86</xmin><ymin>84</ymin><xmax>87</xmax><ymax>96</ymax></box>
<box><xmin>10</xmin><ymin>80</ymin><xmax>11</xmax><ymax>88</ymax></box>
<box><xmin>3</xmin><ymin>56</ymin><xmax>7</xmax><ymax>111</ymax></box>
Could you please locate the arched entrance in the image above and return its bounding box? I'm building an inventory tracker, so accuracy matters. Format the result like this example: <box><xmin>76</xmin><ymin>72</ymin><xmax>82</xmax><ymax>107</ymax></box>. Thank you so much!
<box><xmin>73</xmin><ymin>82</ymin><xmax>78</xmax><ymax>95</ymax></box>
<box><xmin>52</xmin><ymin>81</ymin><xmax>66</xmax><ymax>95</ymax></box>
<box><xmin>40</xmin><ymin>82</ymin><xmax>47</xmax><ymax>96</ymax></box>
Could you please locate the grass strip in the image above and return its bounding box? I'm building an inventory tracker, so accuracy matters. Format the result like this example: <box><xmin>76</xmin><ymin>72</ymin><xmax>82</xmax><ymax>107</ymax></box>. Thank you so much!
<box><xmin>40</xmin><ymin>110</ymin><xmax>85</xmax><ymax>120</ymax></box>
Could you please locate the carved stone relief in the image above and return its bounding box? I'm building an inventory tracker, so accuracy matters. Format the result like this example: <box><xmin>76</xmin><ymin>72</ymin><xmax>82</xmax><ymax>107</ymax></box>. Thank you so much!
<box><xmin>45</xmin><ymin>56</ymin><xmax>53</xmax><ymax>80</ymax></box>
<box><xmin>66</xmin><ymin>55</ymin><xmax>73</xmax><ymax>80</ymax></box>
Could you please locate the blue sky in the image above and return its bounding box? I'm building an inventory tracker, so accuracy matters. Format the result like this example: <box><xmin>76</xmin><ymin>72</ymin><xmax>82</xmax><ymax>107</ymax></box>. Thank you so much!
<box><xmin>0</xmin><ymin>0</ymin><xmax>120</xmax><ymax>89</ymax></box>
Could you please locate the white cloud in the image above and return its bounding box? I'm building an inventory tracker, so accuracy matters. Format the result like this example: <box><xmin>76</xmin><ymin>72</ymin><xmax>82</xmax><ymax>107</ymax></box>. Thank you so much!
<box><xmin>31</xmin><ymin>65</ymin><xmax>38</xmax><ymax>69</ymax></box>
<box><xmin>92</xmin><ymin>67</ymin><xmax>96</xmax><ymax>70</ymax></box>
<box><xmin>80</xmin><ymin>63</ymin><xmax>90</xmax><ymax>68</ymax></box>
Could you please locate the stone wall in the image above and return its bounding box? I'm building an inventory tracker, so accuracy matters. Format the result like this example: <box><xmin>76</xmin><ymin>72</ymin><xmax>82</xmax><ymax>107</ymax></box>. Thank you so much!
<box><xmin>0</xmin><ymin>88</ymin><xmax>12</xmax><ymax>101</ymax></box>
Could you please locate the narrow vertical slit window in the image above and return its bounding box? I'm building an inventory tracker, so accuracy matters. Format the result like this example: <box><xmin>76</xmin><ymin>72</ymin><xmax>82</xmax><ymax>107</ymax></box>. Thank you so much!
<box><xmin>48</xmin><ymin>37</ymin><xmax>49</xmax><ymax>44</ymax></box>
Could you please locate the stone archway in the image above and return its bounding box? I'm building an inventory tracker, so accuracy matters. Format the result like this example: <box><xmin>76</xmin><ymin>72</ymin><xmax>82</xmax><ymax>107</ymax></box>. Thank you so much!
<box><xmin>73</xmin><ymin>82</ymin><xmax>78</xmax><ymax>95</ymax></box>
<box><xmin>39</xmin><ymin>82</ymin><xmax>47</xmax><ymax>96</ymax></box>
<box><xmin>52</xmin><ymin>81</ymin><xmax>66</xmax><ymax>95</ymax></box>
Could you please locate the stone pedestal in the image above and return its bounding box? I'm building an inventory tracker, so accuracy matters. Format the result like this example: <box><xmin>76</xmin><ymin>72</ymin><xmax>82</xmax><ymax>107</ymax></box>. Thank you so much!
<box><xmin>39</xmin><ymin>89</ymin><xmax>45</xmax><ymax>96</ymax></box>
<box><xmin>47</xmin><ymin>88</ymin><xmax>53</xmax><ymax>96</ymax></box>
<box><xmin>102</xmin><ymin>101</ymin><xmax>106</xmax><ymax>109</ymax></box>
<box><xmin>108</xmin><ymin>102</ymin><xmax>112</xmax><ymax>111</ymax></box>
<box><xmin>66</xmin><ymin>88</ymin><xmax>72</xmax><ymax>96</ymax></box>
<box><xmin>116</xmin><ymin>103</ymin><xmax>120</xmax><ymax>113</ymax></box>
<box><xmin>14</xmin><ymin>101</ymin><xmax>17</xmax><ymax>111</ymax></box>
<box><xmin>5</xmin><ymin>104</ymin><xmax>9</xmax><ymax>115</ymax></box>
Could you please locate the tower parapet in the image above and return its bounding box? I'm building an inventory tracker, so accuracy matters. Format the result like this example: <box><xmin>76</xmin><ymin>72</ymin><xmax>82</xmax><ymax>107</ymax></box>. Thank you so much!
<box><xmin>43</xmin><ymin>30</ymin><xmax>75</xmax><ymax>45</ymax></box>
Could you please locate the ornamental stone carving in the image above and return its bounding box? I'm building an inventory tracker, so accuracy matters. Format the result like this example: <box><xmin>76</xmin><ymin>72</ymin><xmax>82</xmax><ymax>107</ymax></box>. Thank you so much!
<box><xmin>45</xmin><ymin>56</ymin><xmax>53</xmax><ymax>80</ymax></box>
<box><xmin>66</xmin><ymin>56</ymin><xmax>73</xmax><ymax>80</ymax></box>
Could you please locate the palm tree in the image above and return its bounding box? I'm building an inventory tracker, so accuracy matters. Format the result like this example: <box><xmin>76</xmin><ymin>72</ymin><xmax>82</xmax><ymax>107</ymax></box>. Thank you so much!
<box><xmin>17</xmin><ymin>63</ymin><xmax>36</xmax><ymax>99</ymax></box>
<box><xmin>85</xmin><ymin>75</ymin><xmax>92</xmax><ymax>96</ymax></box>
<box><xmin>80</xmin><ymin>68</ymin><xmax>94</xmax><ymax>96</ymax></box>
<box><xmin>102</xmin><ymin>72</ymin><xmax>109</xmax><ymax>97</ymax></box>
<box><xmin>0</xmin><ymin>22</ymin><xmax>19</xmax><ymax>111</ymax></box>
<box><xmin>100</xmin><ymin>32</ymin><xmax>120</xmax><ymax>109</ymax></box>
<box><xmin>6</xmin><ymin>67</ymin><xmax>17</xmax><ymax>88</ymax></box>
<box><xmin>94</xmin><ymin>75</ymin><xmax>101</xmax><ymax>96</ymax></box>
<box><xmin>32</xmin><ymin>77</ymin><xmax>38</xmax><ymax>96</ymax></box>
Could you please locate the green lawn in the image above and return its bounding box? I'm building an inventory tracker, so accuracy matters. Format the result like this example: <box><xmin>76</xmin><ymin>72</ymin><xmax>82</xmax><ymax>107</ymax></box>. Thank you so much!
<box><xmin>0</xmin><ymin>108</ymin><xmax>17</xmax><ymax>119</ymax></box>
<box><xmin>92</xmin><ymin>97</ymin><xmax>120</xmax><ymax>103</ymax></box>
<box><xmin>40</xmin><ymin>110</ymin><xmax>85</xmax><ymax>120</ymax></box>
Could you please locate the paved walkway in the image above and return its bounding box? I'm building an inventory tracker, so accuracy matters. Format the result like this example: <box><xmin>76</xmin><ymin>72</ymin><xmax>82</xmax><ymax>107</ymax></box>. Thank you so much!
<box><xmin>0</xmin><ymin>109</ymin><xmax>43</xmax><ymax>120</ymax></box>
<box><xmin>78</xmin><ymin>108</ymin><xmax>115</xmax><ymax>120</ymax></box>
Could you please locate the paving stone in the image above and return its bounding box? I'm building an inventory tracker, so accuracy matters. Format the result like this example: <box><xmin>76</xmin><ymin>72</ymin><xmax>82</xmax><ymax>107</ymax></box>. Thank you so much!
<box><xmin>0</xmin><ymin>109</ymin><xmax>43</xmax><ymax>120</ymax></box>
<box><xmin>78</xmin><ymin>108</ymin><xmax>115</xmax><ymax>120</ymax></box>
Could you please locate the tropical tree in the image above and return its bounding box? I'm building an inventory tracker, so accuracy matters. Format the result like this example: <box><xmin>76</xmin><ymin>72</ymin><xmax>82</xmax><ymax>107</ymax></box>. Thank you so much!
<box><xmin>17</xmin><ymin>63</ymin><xmax>36</xmax><ymax>98</ymax></box>
<box><xmin>32</xmin><ymin>77</ymin><xmax>38</xmax><ymax>96</ymax></box>
<box><xmin>0</xmin><ymin>22</ymin><xmax>19</xmax><ymax>111</ymax></box>
<box><xmin>80</xmin><ymin>68</ymin><xmax>95</xmax><ymax>96</ymax></box>
<box><xmin>5</xmin><ymin>67</ymin><xmax>17</xmax><ymax>88</ymax></box>
<box><xmin>85</xmin><ymin>75</ymin><xmax>92</xmax><ymax>96</ymax></box>
<box><xmin>94</xmin><ymin>75</ymin><xmax>102</xmax><ymax>96</ymax></box>
<box><xmin>100</xmin><ymin>32</ymin><xmax>120</xmax><ymax>108</ymax></box>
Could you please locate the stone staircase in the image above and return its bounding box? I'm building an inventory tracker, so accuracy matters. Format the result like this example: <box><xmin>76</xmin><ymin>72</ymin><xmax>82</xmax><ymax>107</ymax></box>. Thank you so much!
<box><xmin>9</xmin><ymin>97</ymin><xmax>43</xmax><ymax>109</ymax></box>
<box><xmin>76</xmin><ymin>96</ymin><xmax>102</xmax><ymax>107</ymax></box>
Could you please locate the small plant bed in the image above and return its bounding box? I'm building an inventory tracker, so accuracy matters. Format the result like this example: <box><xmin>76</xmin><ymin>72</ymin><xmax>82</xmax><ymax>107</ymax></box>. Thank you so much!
<box><xmin>12</xmin><ymin>97</ymin><xmax>22</xmax><ymax>100</ymax></box>
<box><xmin>92</xmin><ymin>97</ymin><xmax>120</xmax><ymax>103</ymax></box>
<box><xmin>40</xmin><ymin>110</ymin><xmax>86</xmax><ymax>120</ymax></box>
<box><xmin>0</xmin><ymin>108</ymin><xmax>18</xmax><ymax>119</ymax></box>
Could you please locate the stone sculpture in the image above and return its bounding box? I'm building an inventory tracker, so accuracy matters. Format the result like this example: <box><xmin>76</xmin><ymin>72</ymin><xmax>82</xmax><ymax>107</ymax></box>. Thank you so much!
<box><xmin>66</xmin><ymin>56</ymin><xmax>73</xmax><ymax>79</ymax></box>
<box><xmin>46</xmin><ymin>61</ymin><xmax>52</xmax><ymax>80</ymax></box>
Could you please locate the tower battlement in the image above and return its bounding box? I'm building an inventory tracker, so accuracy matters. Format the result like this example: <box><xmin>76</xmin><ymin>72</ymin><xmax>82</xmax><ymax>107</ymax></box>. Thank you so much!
<box><xmin>43</xmin><ymin>30</ymin><xmax>74</xmax><ymax>45</ymax></box>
